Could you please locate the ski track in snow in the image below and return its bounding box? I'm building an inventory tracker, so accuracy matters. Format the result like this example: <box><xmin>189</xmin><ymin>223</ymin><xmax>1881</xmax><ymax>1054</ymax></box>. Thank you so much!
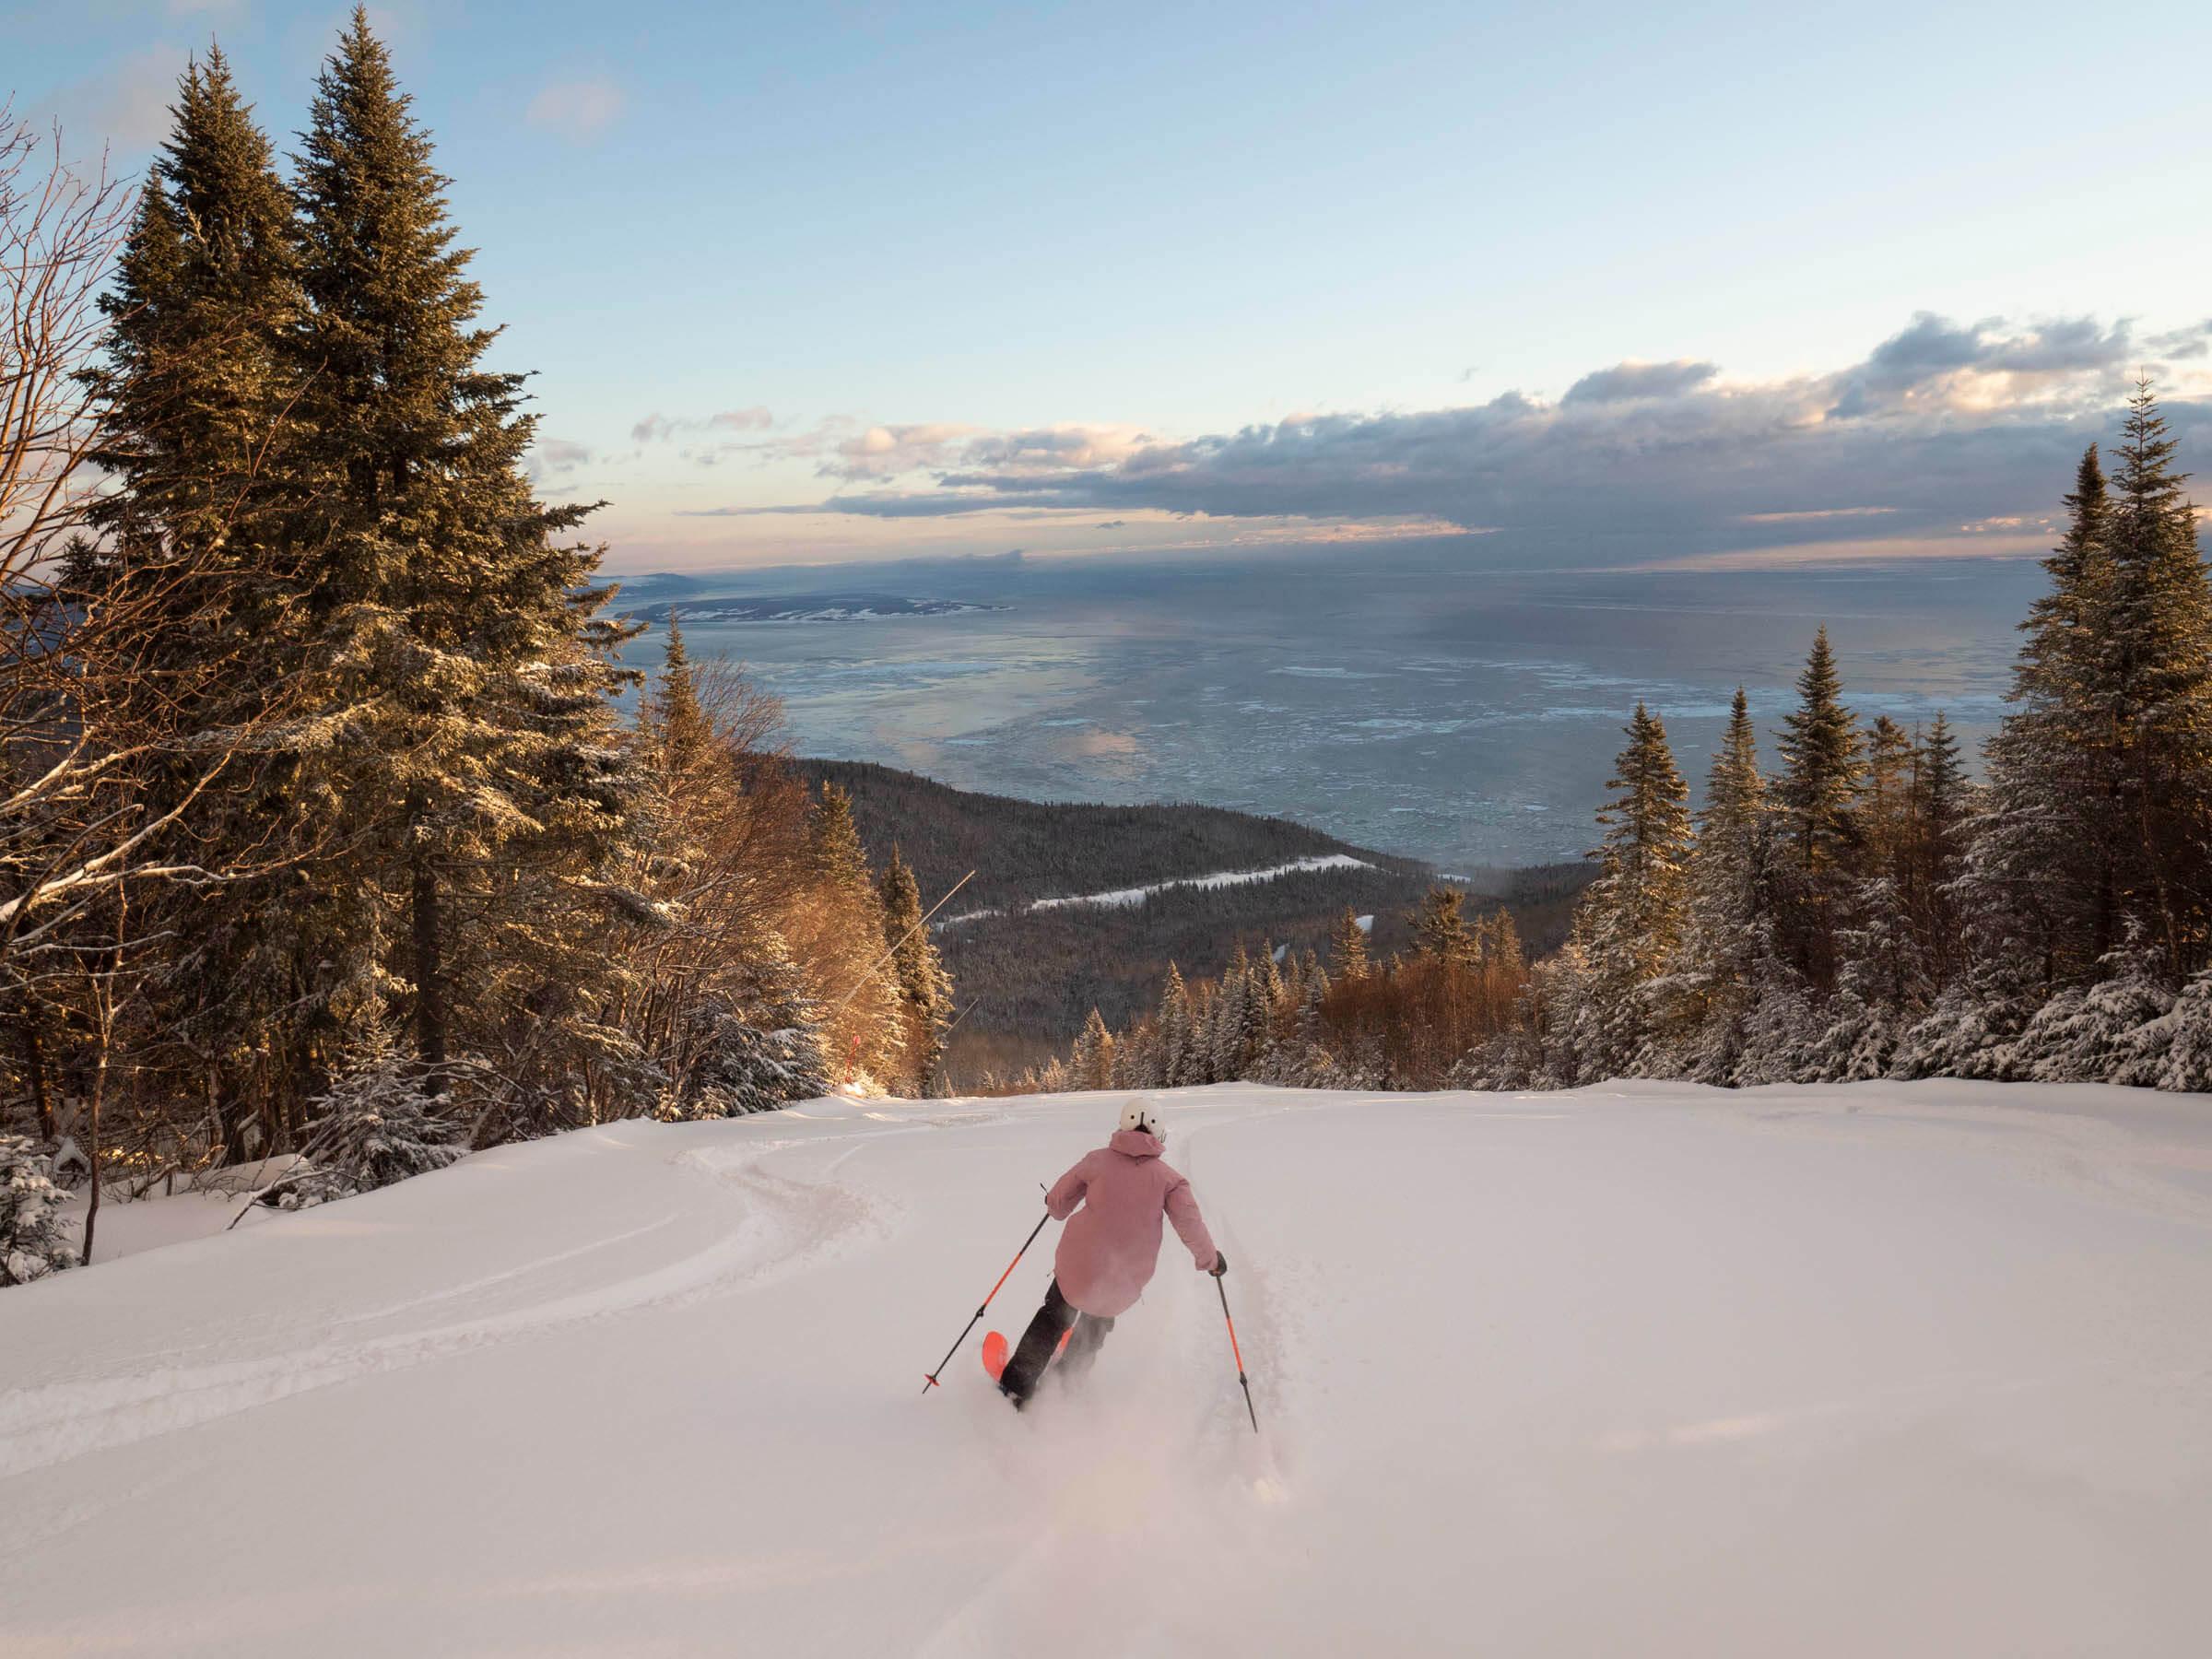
<box><xmin>0</xmin><ymin>1123</ymin><xmax>897</xmax><ymax>1484</ymax></box>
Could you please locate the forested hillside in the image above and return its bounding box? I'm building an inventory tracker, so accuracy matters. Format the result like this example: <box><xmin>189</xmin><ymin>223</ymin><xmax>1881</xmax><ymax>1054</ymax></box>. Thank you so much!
<box><xmin>798</xmin><ymin>760</ymin><xmax>1588</xmax><ymax>1082</ymax></box>
<box><xmin>794</xmin><ymin>759</ymin><xmax>1425</xmax><ymax>912</ymax></box>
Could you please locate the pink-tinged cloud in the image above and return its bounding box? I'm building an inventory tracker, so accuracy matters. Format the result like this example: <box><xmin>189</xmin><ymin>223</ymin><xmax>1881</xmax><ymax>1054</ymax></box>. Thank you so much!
<box><xmin>669</xmin><ymin>312</ymin><xmax>2208</xmax><ymax>565</ymax></box>
<box><xmin>526</xmin><ymin>78</ymin><xmax>625</xmax><ymax>140</ymax></box>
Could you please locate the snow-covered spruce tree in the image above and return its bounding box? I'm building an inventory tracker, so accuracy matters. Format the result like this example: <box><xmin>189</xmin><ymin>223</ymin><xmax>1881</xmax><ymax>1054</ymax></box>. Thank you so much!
<box><xmin>1248</xmin><ymin>944</ymin><xmax>1287</xmax><ymax>1067</ymax></box>
<box><xmin>2097</xmin><ymin>380</ymin><xmax>2212</xmax><ymax>980</ymax></box>
<box><xmin>2003</xmin><ymin>932</ymin><xmax>2176</xmax><ymax>1085</ymax></box>
<box><xmin>1904</xmin><ymin>714</ymin><xmax>1973</xmax><ymax>992</ymax></box>
<box><xmin>1</xmin><ymin>1135</ymin><xmax>76</xmax><ymax>1287</ymax></box>
<box><xmin>1648</xmin><ymin>688</ymin><xmax>1778</xmax><ymax>1082</ymax></box>
<box><xmin>1954</xmin><ymin>446</ymin><xmax>2119</xmax><ymax>1002</ymax></box>
<box><xmin>286</xmin><ymin>14</ymin><xmax>651</xmax><ymax>1122</ymax></box>
<box><xmin>1156</xmin><ymin>963</ymin><xmax>1193</xmax><ymax>1086</ymax></box>
<box><xmin>68</xmin><ymin>52</ymin><xmax>327</xmax><ymax>1152</ymax></box>
<box><xmin>1067</xmin><ymin>1008</ymin><xmax>1114</xmax><ymax>1090</ymax></box>
<box><xmin>877</xmin><ymin>847</ymin><xmax>954</xmax><ymax>1095</ymax></box>
<box><xmin>1109</xmin><ymin>1018</ymin><xmax>1158</xmax><ymax>1088</ymax></box>
<box><xmin>1812</xmin><ymin>877</ymin><xmax>1932</xmax><ymax>1080</ymax></box>
<box><xmin>284</xmin><ymin>1018</ymin><xmax>465</xmax><ymax>1206</ymax></box>
<box><xmin>1773</xmin><ymin>629</ymin><xmax>1865</xmax><ymax>993</ymax></box>
<box><xmin>1412</xmin><ymin>888</ymin><xmax>1477</xmax><ymax>965</ymax></box>
<box><xmin>1544</xmin><ymin>921</ymin><xmax>1606</xmax><ymax>1087</ymax></box>
<box><xmin>784</xmin><ymin>783</ymin><xmax>904</xmax><ymax>1088</ymax></box>
<box><xmin>1729</xmin><ymin>954</ymin><xmax>1822</xmax><ymax>1085</ymax></box>
<box><xmin>1816</xmin><ymin>715</ymin><xmax>1943</xmax><ymax>1079</ymax></box>
<box><xmin>1209</xmin><ymin>943</ymin><xmax>1254</xmax><ymax>1080</ymax></box>
<box><xmin>1254</xmin><ymin>951</ymin><xmax>1335</xmax><ymax>1086</ymax></box>
<box><xmin>2126</xmin><ymin>967</ymin><xmax>2212</xmax><ymax>1091</ymax></box>
<box><xmin>665</xmin><ymin>925</ymin><xmax>831</xmax><ymax>1117</ymax></box>
<box><xmin>1328</xmin><ymin>906</ymin><xmax>1371</xmax><ymax>982</ymax></box>
<box><xmin>1577</xmin><ymin>703</ymin><xmax>1692</xmax><ymax>1077</ymax></box>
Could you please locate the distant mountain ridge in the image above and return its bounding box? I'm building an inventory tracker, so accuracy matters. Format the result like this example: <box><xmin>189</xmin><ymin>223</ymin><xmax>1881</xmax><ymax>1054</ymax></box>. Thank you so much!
<box><xmin>617</xmin><ymin>594</ymin><xmax>1006</xmax><ymax>624</ymax></box>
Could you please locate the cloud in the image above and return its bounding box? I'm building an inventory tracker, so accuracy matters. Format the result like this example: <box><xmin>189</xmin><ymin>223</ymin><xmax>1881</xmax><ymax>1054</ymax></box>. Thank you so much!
<box><xmin>1562</xmin><ymin>359</ymin><xmax>1718</xmax><ymax>405</ymax></box>
<box><xmin>696</xmin><ymin>311</ymin><xmax>2206</xmax><ymax>568</ymax></box>
<box><xmin>1824</xmin><ymin>312</ymin><xmax>2136</xmax><ymax>418</ymax></box>
<box><xmin>30</xmin><ymin>42</ymin><xmax>191</xmax><ymax>154</ymax></box>
<box><xmin>2148</xmin><ymin>321</ymin><xmax>2212</xmax><ymax>362</ymax></box>
<box><xmin>526</xmin><ymin>437</ymin><xmax>594</xmax><ymax>482</ymax></box>
<box><xmin>631</xmin><ymin>406</ymin><xmax>774</xmax><ymax>445</ymax></box>
<box><xmin>816</xmin><ymin>422</ymin><xmax>981</xmax><ymax>480</ymax></box>
<box><xmin>526</xmin><ymin>77</ymin><xmax>624</xmax><ymax>140</ymax></box>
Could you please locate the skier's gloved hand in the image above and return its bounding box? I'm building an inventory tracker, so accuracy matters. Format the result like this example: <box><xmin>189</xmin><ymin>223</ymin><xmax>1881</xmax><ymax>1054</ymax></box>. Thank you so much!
<box><xmin>1209</xmin><ymin>1251</ymin><xmax>1229</xmax><ymax>1277</ymax></box>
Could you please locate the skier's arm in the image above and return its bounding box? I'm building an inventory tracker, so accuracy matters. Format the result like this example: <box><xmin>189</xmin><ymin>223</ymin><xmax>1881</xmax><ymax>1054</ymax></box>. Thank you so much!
<box><xmin>1044</xmin><ymin>1158</ymin><xmax>1090</xmax><ymax>1220</ymax></box>
<box><xmin>1163</xmin><ymin>1176</ymin><xmax>1219</xmax><ymax>1272</ymax></box>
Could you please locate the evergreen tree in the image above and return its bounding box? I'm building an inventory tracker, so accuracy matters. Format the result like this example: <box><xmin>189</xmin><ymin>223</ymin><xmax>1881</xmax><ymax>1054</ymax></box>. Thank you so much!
<box><xmin>1483</xmin><ymin>908</ymin><xmax>1524</xmax><ymax>976</ymax></box>
<box><xmin>648</xmin><ymin>614</ymin><xmax>715</xmax><ymax>774</ymax></box>
<box><xmin>287</xmin><ymin>11</ymin><xmax>647</xmax><ymax>1101</ymax></box>
<box><xmin>1651</xmin><ymin>688</ymin><xmax>1771</xmax><ymax>1079</ymax></box>
<box><xmin>796</xmin><ymin>784</ymin><xmax>904</xmax><ymax>1085</ymax></box>
<box><xmin>1</xmin><ymin>1135</ymin><xmax>77</xmax><ymax>1287</ymax></box>
<box><xmin>877</xmin><ymin>846</ymin><xmax>953</xmax><ymax>1094</ymax></box>
<box><xmin>1957</xmin><ymin>450</ymin><xmax>2120</xmax><ymax>1008</ymax></box>
<box><xmin>2099</xmin><ymin>379</ymin><xmax>2212</xmax><ymax>976</ymax></box>
<box><xmin>1157</xmin><ymin>963</ymin><xmax>1193</xmax><ymax>1087</ymax></box>
<box><xmin>1411</xmin><ymin>888</ymin><xmax>1477</xmax><ymax>964</ymax></box>
<box><xmin>1776</xmin><ymin>629</ymin><xmax>1863</xmax><ymax>874</ymax></box>
<box><xmin>81</xmin><ymin>49</ymin><xmax>301</xmax><ymax>586</ymax></box>
<box><xmin>281</xmin><ymin>1012</ymin><xmax>465</xmax><ymax>1206</ymax></box>
<box><xmin>1210</xmin><ymin>943</ymin><xmax>1253</xmax><ymax>1079</ymax></box>
<box><xmin>1068</xmin><ymin>1008</ymin><xmax>1114</xmax><ymax>1090</ymax></box>
<box><xmin>1860</xmin><ymin>716</ymin><xmax>1914</xmax><ymax>865</ymax></box>
<box><xmin>1297</xmin><ymin>951</ymin><xmax>1330</xmax><ymax>1037</ymax></box>
<box><xmin>1578</xmin><ymin>703</ymin><xmax>1692</xmax><ymax>1073</ymax></box>
<box><xmin>1774</xmin><ymin>629</ymin><xmax>1864</xmax><ymax>988</ymax></box>
<box><xmin>1905</xmin><ymin>714</ymin><xmax>1971</xmax><ymax>990</ymax></box>
<box><xmin>1328</xmin><ymin>906</ymin><xmax>1371</xmax><ymax>981</ymax></box>
<box><xmin>670</xmin><ymin>923</ymin><xmax>830</xmax><ymax>1116</ymax></box>
<box><xmin>2018</xmin><ymin>445</ymin><xmax>2115</xmax><ymax>718</ymax></box>
<box><xmin>71</xmin><ymin>52</ymin><xmax>321</xmax><ymax>1149</ymax></box>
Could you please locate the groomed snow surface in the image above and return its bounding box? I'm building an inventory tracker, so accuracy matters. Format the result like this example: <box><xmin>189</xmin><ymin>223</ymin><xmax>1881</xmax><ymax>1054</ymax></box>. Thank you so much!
<box><xmin>5</xmin><ymin>1080</ymin><xmax>2211</xmax><ymax>1656</ymax></box>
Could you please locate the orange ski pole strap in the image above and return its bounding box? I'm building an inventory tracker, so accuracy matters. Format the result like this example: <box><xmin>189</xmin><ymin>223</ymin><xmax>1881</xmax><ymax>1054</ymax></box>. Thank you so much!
<box><xmin>924</xmin><ymin>1209</ymin><xmax>1053</xmax><ymax>1394</ymax></box>
<box><xmin>1217</xmin><ymin>1275</ymin><xmax>1260</xmax><ymax>1433</ymax></box>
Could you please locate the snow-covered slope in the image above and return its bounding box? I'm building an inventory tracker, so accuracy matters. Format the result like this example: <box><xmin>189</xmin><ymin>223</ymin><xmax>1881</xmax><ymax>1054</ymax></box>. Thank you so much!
<box><xmin>937</xmin><ymin>853</ymin><xmax>1379</xmax><ymax>928</ymax></box>
<box><xmin>5</xmin><ymin>1081</ymin><xmax>2211</xmax><ymax>1656</ymax></box>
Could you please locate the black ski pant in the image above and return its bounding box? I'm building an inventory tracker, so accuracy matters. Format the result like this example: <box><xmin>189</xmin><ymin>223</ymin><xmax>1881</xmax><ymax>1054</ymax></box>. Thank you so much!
<box><xmin>1000</xmin><ymin>1279</ymin><xmax>1113</xmax><ymax>1403</ymax></box>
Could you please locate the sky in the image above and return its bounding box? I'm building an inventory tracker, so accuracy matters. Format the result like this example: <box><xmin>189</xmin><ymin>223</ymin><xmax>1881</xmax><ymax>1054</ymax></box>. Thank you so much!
<box><xmin>12</xmin><ymin>0</ymin><xmax>2212</xmax><ymax>574</ymax></box>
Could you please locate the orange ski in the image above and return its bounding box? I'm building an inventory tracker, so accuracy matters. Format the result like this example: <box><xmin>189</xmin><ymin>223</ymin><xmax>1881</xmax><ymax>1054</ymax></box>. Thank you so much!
<box><xmin>981</xmin><ymin>1326</ymin><xmax>1071</xmax><ymax>1382</ymax></box>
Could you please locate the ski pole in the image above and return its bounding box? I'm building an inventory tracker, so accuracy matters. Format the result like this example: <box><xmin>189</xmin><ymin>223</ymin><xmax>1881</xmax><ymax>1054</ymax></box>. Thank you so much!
<box><xmin>1217</xmin><ymin>1275</ymin><xmax>1260</xmax><ymax>1432</ymax></box>
<box><xmin>923</xmin><ymin>1209</ymin><xmax>1052</xmax><ymax>1394</ymax></box>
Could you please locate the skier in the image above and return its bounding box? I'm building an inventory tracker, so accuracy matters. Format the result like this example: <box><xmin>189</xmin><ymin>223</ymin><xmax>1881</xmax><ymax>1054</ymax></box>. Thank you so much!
<box><xmin>998</xmin><ymin>1096</ymin><xmax>1227</xmax><ymax>1407</ymax></box>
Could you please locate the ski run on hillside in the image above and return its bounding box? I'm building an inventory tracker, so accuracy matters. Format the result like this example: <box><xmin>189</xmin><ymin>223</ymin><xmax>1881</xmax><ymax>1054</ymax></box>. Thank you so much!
<box><xmin>5</xmin><ymin>1080</ymin><xmax>2209</xmax><ymax>1656</ymax></box>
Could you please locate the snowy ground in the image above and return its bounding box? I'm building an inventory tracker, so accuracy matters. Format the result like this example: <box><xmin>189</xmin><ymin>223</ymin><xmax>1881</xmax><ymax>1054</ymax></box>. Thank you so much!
<box><xmin>5</xmin><ymin>1080</ymin><xmax>2211</xmax><ymax>1656</ymax></box>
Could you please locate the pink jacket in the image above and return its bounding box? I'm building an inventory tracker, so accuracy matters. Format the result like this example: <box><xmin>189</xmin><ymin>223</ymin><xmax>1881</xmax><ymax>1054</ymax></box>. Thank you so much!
<box><xmin>1046</xmin><ymin>1129</ymin><xmax>1218</xmax><ymax>1318</ymax></box>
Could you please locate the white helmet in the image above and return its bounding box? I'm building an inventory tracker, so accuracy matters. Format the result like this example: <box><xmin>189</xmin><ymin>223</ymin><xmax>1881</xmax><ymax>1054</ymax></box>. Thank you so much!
<box><xmin>1119</xmin><ymin>1097</ymin><xmax>1164</xmax><ymax>1138</ymax></box>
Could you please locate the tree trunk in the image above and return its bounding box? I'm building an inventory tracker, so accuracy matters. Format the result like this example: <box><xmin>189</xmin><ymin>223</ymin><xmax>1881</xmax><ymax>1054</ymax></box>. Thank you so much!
<box><xmin>81</xmin><ymin>1043</ymin><xmax>106</xmax><ymax>1268</ymax></box>
<box><xmin>21</xmin><ymin>1011</ymin><xmax>54</xmax><ymax>1143</ymax></box>
<box><xmin>411</xmin><ymin>845</ymin><xmax>448</xmax><ymax>1089</ymax></box>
